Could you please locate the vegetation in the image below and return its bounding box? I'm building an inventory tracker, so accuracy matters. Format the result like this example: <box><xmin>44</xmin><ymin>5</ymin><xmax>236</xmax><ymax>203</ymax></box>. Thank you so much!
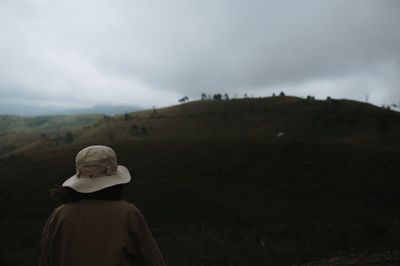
<box><xmin>179</xmin><ymin>96</ymin><xmax>189</xmax><ymax>103</ymax></box>
<box><xmin>0</xmin><ymin>114</ymin><xmax>102</xmax><ymax>157</ymax></box>
<box><xmin>1</xmin><ymin>96</ymin><xmax>400</xmax><ymax>265</ymax></box>
<box><xmin>0</xmin><ymin>114</ymin><xmax>102</xmax><ymax>134</ymax></box>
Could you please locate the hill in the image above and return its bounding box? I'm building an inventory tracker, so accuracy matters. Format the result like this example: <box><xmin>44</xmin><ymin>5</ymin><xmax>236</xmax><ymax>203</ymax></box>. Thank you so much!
<box><xmin>1</xmin><ymin>96</ymin><xmax>400</xmax><ymax>265</ymax></box>
<box><xmin>61</xmin><ymin>96</ymin><xmax>400</xmax><ymax>146</ymax></box>
<box><xmin>0</xmin><ymin>114</ymin><xmax>102</xmax><ymax>134</ymax></box>
<box><xmin>0</xmin><ymin>114</ymin><xmax>103</xmax><ymax>156</ymax></box>
<box><xmin>3</xmin><ymin>96</ymin><xmax>400</xmax><ymax>157</ymax></box>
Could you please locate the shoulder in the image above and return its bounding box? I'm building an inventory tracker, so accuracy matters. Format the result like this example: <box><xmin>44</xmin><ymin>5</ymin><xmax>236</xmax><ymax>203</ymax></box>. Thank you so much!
<box><xmin>43</xmin><ymin>204</ymin><xmax>66</xmax><ymax>229</ymax></box>
<box><xmin>100</xmin><ymin>200</ymin><xmax>142</xmax><ymax>212</ymax></box>
<box><xmin>111</xmin><ymin>201</ymin><xmax>147</xmax><ymax>225</ymax></box>
<box><xmin>79</xmin><ymin>199</ymin><xmax>143</xmax><ymax>216</ymax></box>
<box><xmin>118</xmin><ymin>201</ymin><xmax>144</xmax><ymax>217</ymax></box>
<box><xmin>50</xmin><ymin>200</ymin><xmax>143</xmax><ymax>219</ymax></box>
<box><xmin>115</xmin><ymin>200</ymin><xmax>138</xmax><ymax>209</ymax></box>
<box><xmin>49</xmin><ymin>204</ymin><xmax>66</xmax><ymax>219</ymax></box>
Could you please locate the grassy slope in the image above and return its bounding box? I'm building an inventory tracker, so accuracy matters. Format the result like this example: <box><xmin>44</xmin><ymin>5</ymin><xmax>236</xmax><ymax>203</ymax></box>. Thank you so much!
<box><xmin>3</xmin><ymin>97</ymin><xmax>400</xmax><ymax>155</ymax></box>
<box><xmin>55</xmin><ymin>96</ymin><xmax>400</xmax><ymax>148</ymax></box>
<box><xmin>0</xmin><ymin>114</ymin><xmax>102</xmax><ymax>134</ymax></box>
<box><xmin>1</xmin><ymin>97</ymin><xmax>400</xmax><ymax>265</ymax></box>
<box><xmin>0</xmin><ymin>114</ymin><xmax>103</xmax><ymax>156</ymax></box>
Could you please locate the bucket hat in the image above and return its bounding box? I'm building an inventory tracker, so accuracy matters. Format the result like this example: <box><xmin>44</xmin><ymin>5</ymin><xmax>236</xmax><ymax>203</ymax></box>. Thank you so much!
<box><xmin>63</xmin><ymin>145</ymin><xmax>131</xmax><ymax>193</ymax></box>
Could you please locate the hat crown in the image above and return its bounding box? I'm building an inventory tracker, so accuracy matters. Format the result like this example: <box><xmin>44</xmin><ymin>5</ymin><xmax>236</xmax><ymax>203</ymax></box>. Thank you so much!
<box><xmin>75</xmin><ymin>145</ymin><xmax>118</xmax><ymax>178</ymax></box>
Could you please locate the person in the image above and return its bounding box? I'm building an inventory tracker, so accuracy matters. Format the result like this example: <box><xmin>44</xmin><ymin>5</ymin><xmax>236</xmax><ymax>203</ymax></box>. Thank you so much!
<box><xmin>39</xmin><ymin>145</ymin><xmax>166</xmax><ymax>266</ymax></box>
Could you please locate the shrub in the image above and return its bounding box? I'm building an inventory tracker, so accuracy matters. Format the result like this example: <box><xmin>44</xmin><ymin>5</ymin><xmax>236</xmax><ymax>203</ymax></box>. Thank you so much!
<box><xmin>213</xmin><ymin>94</ymin><xmax>222</xmax><ymax>100</ymax></box>
<box><xmin>65</xmin><ymin>132</ymin><xmax>74</xmax><ymax>144</ymax></box>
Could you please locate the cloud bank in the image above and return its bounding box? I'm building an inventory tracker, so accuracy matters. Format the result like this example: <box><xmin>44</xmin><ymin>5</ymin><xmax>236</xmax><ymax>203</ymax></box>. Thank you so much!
<box><xmin>0</xmin><ymin>0</ymin><xmax>399</xmax><ymax>113</ymax></box>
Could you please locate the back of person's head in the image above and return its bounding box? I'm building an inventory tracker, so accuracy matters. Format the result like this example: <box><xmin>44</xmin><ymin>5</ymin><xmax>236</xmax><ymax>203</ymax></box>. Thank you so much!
<box><xmin>50</xmin><ymin>145</ymin><xmax>132</xmax><ymax>203</ymax></box>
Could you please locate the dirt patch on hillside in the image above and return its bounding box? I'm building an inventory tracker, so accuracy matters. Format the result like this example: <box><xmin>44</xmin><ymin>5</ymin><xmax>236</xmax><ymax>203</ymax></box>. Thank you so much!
<box><xmin>293</xmin><ymin>250</ymin><xmax>400</xmax><ymax>266</ymax></box>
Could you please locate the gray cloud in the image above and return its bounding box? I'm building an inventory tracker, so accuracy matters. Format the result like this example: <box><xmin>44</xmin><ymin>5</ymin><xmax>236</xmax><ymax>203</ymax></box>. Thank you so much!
<box><xmin>0</xmin><ymin>0</ymin><xmax>399</xmax><ymax>113</ymax></box>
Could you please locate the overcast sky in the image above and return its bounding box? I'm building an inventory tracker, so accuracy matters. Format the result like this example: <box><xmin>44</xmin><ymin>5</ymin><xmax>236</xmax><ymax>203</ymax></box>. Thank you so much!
<box><xmin>0</xmin><ymin>0</ymin><xmax>399</xmax><ymax>113</ymax></box>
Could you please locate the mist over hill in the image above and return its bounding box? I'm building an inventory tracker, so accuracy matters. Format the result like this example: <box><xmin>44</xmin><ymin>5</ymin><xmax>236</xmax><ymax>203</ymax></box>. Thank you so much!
<box><xmin>1</xmin><ymin>96</ymin><xmax>400</xmax><ymax>265</ymax></box>
<box><xmin>0</xmin><ymin>103</ymin><xmax>142</xmax><ymax>116</ymax></box>
<box><xmin>59</xmin><ymin>104</ymin><xmax>143</xmax><ymax>115</ymax></box>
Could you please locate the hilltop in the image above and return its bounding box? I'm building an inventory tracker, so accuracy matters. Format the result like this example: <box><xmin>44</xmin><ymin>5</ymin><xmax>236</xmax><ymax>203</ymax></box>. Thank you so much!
<box><xmin>51</xmin><ymin>96</ymin><xmax>400</xmax><ymax>147</ymax></box>
<box><xmin>1</xmin><ymin>96</ymin><xmax>400</xmax><ymax>265</ymax></box>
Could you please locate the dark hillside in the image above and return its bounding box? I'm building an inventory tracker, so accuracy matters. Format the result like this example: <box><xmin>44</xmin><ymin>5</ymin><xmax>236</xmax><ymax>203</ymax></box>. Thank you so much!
<box><xmin>81</xmin><ymin>96</ymin><xmax>400</xmax><ymax>148</ymax></box>
<box><xmin>1</xmin><ymin>97</ymin><xmax>400</xmax><ymax>265</ymax></box>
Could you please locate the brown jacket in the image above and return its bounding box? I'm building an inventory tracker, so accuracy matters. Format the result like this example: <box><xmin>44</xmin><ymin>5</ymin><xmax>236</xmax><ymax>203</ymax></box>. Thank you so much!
<box><xmin>39</xmin><ymin>199</ymin><xmax>166</xmax><ymax>266</ymax></box>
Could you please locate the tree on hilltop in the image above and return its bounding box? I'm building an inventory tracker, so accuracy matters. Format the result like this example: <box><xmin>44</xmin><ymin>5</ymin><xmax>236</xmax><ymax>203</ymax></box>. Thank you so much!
<box><xmin>213</xmin><ymin>94</ymin><xmax>222</xmax><ymax>100</ymax></box>
<box><xmin>179</xmin><ymin>96</ymin><xmax>189</xmax><ymax>103</ymax></box>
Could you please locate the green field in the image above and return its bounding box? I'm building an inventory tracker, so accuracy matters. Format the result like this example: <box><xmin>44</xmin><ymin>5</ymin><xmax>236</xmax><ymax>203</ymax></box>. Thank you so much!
<box><xmin>0</xmin><ymin>114</ymin><xmax>102</xmax><ymax>134</ymax></box>
<box><xmin>0</xmin><ymin>114</ymin><xmax>103</xmax><ymax>157</ymax></box>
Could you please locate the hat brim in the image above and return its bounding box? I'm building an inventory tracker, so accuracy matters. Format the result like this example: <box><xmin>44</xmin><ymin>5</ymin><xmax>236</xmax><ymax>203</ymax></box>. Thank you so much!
<box><xmin>63</xmin><ymin>165</ymin><xmax>131</xmax><ymax>193</ymax></box>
